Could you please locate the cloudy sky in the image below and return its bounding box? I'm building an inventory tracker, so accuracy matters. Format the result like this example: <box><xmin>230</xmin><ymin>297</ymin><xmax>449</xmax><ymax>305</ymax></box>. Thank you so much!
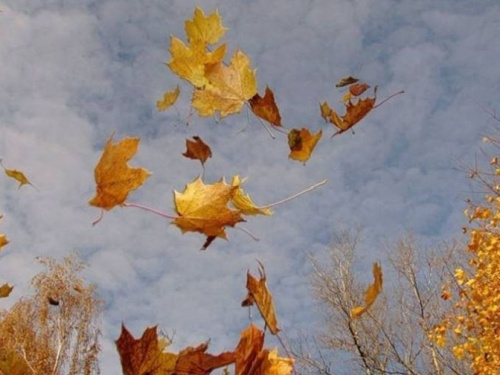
<box><xmin>1</xmin><ymin>0</ymin><xmax>499</xmax><ymax>373</ymax></box>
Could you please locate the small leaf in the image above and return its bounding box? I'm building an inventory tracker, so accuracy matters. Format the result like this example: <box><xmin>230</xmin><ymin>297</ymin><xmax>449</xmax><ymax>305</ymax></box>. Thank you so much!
<box><xmin>242</xmin><ymin>261</ymin><xmax>280</xmax><ymax>335</ymax></box>
<box><xmin>288</xmin><ymin>128</ymin><xmax>322</xmax><ymax>163</ymax></box>
<box><xmin>351</xmin><ymin>262</ymin><xmax>383</xmax><ymax>318</ymax></box>
<box><xmin>157</xmin><ymin>85</ymin><xmax>180</xmax><ymax>112</ymax></box>
<box><xmin>89</xmin><ymin>136</ymin><xmax>151</xmax><ymax>210</ymax></box>
<box><xmin>335</xmin><ymin>76</ymin><xmax>359</xmax><ymax>88</ymax></box>
<box><xmin>0</xmin><ymin>283</ymin><xmax>13</xmax><ymax>298</ymax></box>
<box><xmin>349</xmin><ymin>82</ymin><xmax>370</xmax><ymax>97</ymax></box>
<box><xmin>249</xmin><ymin>86</ymin><xmax>282</xmax><ymax>127</ymax></box>
<box><xmin>182</xmin><ymin>136</ymin><xmax>212</xmax><ymax>166</ymax></box>
<box><xmin>0</xmin><ymin>159</ymin><xmax>35</xmax><ymax>189</ymax></box>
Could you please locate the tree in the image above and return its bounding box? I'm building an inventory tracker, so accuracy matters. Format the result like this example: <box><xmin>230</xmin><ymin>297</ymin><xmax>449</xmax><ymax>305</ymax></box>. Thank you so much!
<box><xmin>0</xmin><ymin>254</ymin><xmax>103</xmax><ymax>375</ymax></box>
<box><xmin>293</xmin><ymin>228</ymin><xmax>470</xmax><ymax>375</ymax></box>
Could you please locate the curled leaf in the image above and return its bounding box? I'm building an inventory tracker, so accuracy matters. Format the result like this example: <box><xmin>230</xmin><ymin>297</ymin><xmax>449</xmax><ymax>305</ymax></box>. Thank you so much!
<box><xmin>157</xmin><ymin>85</ymin><xmax>180</xmax><ymax>112</ymax></box>
<box><xmin>89</xmin><ymin>136</ymin><xmax>151</xmax><ymax>210</ymax></box>
<box><xmin>0</xmin><ymin>159</ymin><xmax>35</xmax><ymax>189</ymax></box>
<box><xmin>249</xmin><ymin>86</ymin><xmax>282</xmax><ymax>127</ymax></box>
<box><xmin>351</xmin><ymin>262</ymin><xmax>383</xmax><ymax>318</ymax></box>
<box><xmin>335</xmin><ymin>76</ymin><xmax>358</xmax><ymax>88</ymax></box>
<box><xmin>242</xmin><ymin>262</ymin><xmax>280</xmax><ymax>335</ymax></box>
<box><xmin>231</xmin><ymin>176</ymin><xmax>272</xmax><ymax>216</ymax></box>
<box><xmin>288</xmin><ymin>128</ymin><xmax>322</xmax><ymax>163</ymax></box>
<box><xmin>182</xmin><ymin>136</ymin><xmax>212</xmax><ymax>166</ymax></box>
<box><xmin>0</xmin><ymin>283</ymin><xmax>13</xmax><ymax>298</ymax></box>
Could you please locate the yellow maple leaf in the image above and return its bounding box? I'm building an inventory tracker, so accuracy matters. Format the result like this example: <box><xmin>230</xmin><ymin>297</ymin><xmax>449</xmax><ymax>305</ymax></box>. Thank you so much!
<box><xmin>288</xmin><ymin>128</ymin><xmax>322</xmax><ymax>163</ymax></box>
<box><xmin>351</xmin><ymin>262</ymin><xmax>383</xmax><ymax>318</ymax></box>
<box><xmin>256</xmin><ymin>349</ymin><xmax>294</xmax><ymax>375</ymax></box>
<box><xmin>231</xmin><ymin>176</ymin><xmax>272</xmax><ymax>216</ymax></box>
<box><xmin>168</xmin><ymin>37</ymin><xmax>227</xmax><ymax>88</ymax></box>
<box><xmin>157</xmin><ymin>85</ymin><xmax>180</xmax><ymax>112</ymax></box>
<box><xmin>89</xmin><ymin>136</ymin><xmax>151</xmax><ymax>210</ymax></box>
<box><xmin>241</xmin><ymin>261</ymin><xmax>280</xmax><ymax>335</ymax></box>
<box><xmin>192</xmin><ymin>50</ymin><xmax>257</xmax><ymax>118</ymax></box>
<box><xmin>0</xmin><ymin>215</ymin><xmax>8</xmax><ymax>251</ymax></box>
<box><xmin>0</xmin><ymin>283</ymin><xmax>13</xmax><ymax>298</ymax></box>
<box><xmin>185</xmin><ymin>7</ymin><xmax>227</xmax><ymax>46</ymax></box>
<box><xmin>0</xmin><ymin>159</ymin><xmax>35</xmax><ymax>189</ymax></box>
<box><xmin>173</xmin><ymin>176</ymin><xmax>244</xmax><ymax>249</ymax></box>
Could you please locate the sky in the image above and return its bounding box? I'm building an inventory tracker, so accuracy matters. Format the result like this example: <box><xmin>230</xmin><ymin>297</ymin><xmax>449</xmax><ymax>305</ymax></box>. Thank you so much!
<box><xmin>0</xmin><ymin>0</ymin><xmax>500</xmax><ymax>373</ymax></box>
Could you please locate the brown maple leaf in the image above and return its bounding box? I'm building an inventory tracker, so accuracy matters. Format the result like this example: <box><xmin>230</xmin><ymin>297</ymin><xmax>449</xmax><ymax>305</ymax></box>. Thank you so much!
<box><xmin>249</xmin><ymin>86</ymin><xmax>282</xmax><ymax>127</ymax></box>
<box><xmin>89</xmin><ymin>136</ymin><xmax>151</xmax><ymax>210</ymax></box>
<box><xmin>288</xmin><ymin>128</ymin><xmax>322</xmax><ymax>163</ymax></box>
<box><xmin>173</xmin><ymin>176</ymin><xmax>244</xmax><ymax>249</ymax></box>
<box><xmin>242</xmin><ymin>261</ymin><xmax>280</xmax><ymax>335</ymax></box>
<box><xmin>182</xmin><ymin>136</ymin><xmax>212</xmax><ymax>166</ymax></box>
<box><xmin>351</xmin><ymin>262</ymin><xmax>383</xmax><ymax>318</ymax></box>
<box><xmin>335</xmin><ymin>76</ymin><xmax>359</xmax><ymax>88</ymax></box>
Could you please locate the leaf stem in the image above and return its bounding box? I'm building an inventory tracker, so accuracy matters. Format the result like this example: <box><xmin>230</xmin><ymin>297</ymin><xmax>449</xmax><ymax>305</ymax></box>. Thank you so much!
<box><xmin>123</xmin><ymin>202</ymin><xmax>178</xmax><ymax>219</ymax></box>
<box><xmin>373</xmin><ymin>90</ymin><xmax>405</xmax><ymax>109</ymax></box>
<box><xmin>235</xmin><ymin>225</ymin><xmax>260</xmax><ymax>242</ymax></box>
<box><xmin>257</xmin><ymin>179</ymin><xmax>327</xmax><ymax>209</ymax></box>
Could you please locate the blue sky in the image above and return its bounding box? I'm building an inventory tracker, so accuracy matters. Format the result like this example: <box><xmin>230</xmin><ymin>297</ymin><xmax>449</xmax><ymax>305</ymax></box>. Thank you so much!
<box><xmin>1</xmin><ymin>0</ymin><xmax>500</xmax><ymax>373</ymax></box>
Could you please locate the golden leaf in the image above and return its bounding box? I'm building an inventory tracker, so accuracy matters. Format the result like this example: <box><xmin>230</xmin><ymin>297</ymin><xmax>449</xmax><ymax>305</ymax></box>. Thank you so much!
<box><xmin>0</xmin><ymin>283</ymin><xmax>13</xmax><ymax>298</ymax></box>
<box><xmin>192</xmin><ymin>50</ymin><xmax>257</xmax><ymax>118</ymax></box>
<box><xmin>319</xmin><ymin>101</ymin><xmax>332</xmax><ymax>122</ymax></box>
<box><xmin>173</xmin><ymin>176</ymin><xmax>244</xmax><ymax>249</ymax></box>
<box><xmin>89</xmin><ymin>136</ymin><xmax>151</xmax><ymax>210</ymax></box>
<box><xmin>249</xmin><ymin>86</ymin><xmax>282</xmax><ymax>127</ymax></box>
<box><xmin>241</xmin><ymin>262</ymin><xmax>280</xmax><ymax>335</ymax></box>
<box><xmin>335</xmin><ymin>76</ymin><xmax>359</xmax><ymax>88</ymax></box>
<box><xmin>254</xmin><ymin>349</ymin><xmax>294</xmax><ymax>375</ymax></box>
<box><xmin>168</xmin><ymin>37</ymin><xmax>227</xmax><ymax>88</ymax></box>
<box><xmin>0</xmin><ymin>159</ymin><xmax>35</xmax><ymax>189</ymax></box>
<box><xmin>182</xmin><ymin>136</ymin><xmax>212</xmax><ymax>166</ymax></box>
<box><xmin>351</xmin><ymin>262</ymin><xmax>383</xmax><ymax>318</ymax></box>
<box><xmin>288</xmin><ymin>128</ymin><xmax>322</xmax><ymax>163</ymax></box>
<box><xmin>235</xmin><ymin>324</ymin><xmax>265</xmax><ymax>375</ymax></box>
<box><xmin>185</xmin><ymin>7</ymin><xmax>227</xmax><ymax>46</ymax></box>
<box><xmin>0</xmin><ymin>215</ymin><xmax>8</xmax><ymax>251</ymax></box>
<box><xmin>157</xmin><ymin>85</ymin><xmax>180</xmax><ymax>112</ymax></box>
<box><xmin>231</xmin><ymin>176</ymin><xmax>272</xmax><ymax>216</ymax></box>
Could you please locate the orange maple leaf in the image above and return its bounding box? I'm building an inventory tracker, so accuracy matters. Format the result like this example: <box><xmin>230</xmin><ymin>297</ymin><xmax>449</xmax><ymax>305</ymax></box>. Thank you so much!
<box><xmin>241</xmin><ymin>261</ymin><xmax>280</xmax><ymax>335</ymax></box>
<box><xmin>182</xmin><ymin>136</ymin><xmax>213</xmax><ymax>166</ymax></box>
<box><xmin>351</xmin><ymin>262</ymin><xmax>383</xmax><ymax>318</ymax></box>
<box><xmin>349</xmin><ymin>82</ymin><xmax>370</xmax><ymax>96</ymax></box>
<box><xmin>288</xmin><ymin>128</ymin><xmax>322</xmax><ymax>163</ymax></box>
<box><xmin>249</xmin><ymin>86</ymin><xmax>282</xmax><ymax>127</ymax></box>
<box><xmin>192</xmin><ymin>50</ymin><xmax>257</xmax><ymax>118</ymax></box>
<box><xmin>235</xmin><ymin>324</ymin><xmax>265</xmax><ymax>375</ymax></box>
<box><xmin>89</xmin><ymin>136</ymin><xmax>151</xmax><ymax>210</ymax></box>
<box><xmin>173</xmin><ymin>176</ymin><xmax>244</xmax><ymax>249</ymax></box>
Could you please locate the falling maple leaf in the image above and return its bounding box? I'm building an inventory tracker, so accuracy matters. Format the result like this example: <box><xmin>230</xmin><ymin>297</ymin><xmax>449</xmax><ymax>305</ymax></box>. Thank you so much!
<box><xmin>288</xmin><ymin>128</ymin><xmax>322</xmax><ymax>163</ymax></box>
<box><xmin>157</xmin><ymin>85</ymin><xmax>180</xmax><ymax>112</ymax></box>
<box><xmin>349</xmin><ymin>82</ymin><xmax>370</xmax><ymax>96</ymax></box>
<box><xmin>116</xmin><ymin>324</ymin><xmax>235</xmax><ymax>375</ymax></box>
<box><xmin>89</xmin><ymin>136</ymin><xmax>151</xmax><ymax>210</ymax></box>
<box><xmin>351</xmin><ymin>262</ymin><xmax>383</xmax><ymax>318</ymax></box>
<box><xmin>173</xmin><ymin>176</ymin><xmax>244</xmax><ymax>250</ymax></box>
<box><xmin>235</xmin><ymin>324</ymin><xmax>265</xmax><ymax>375</ymax></box>
<box><xmin>0</xmin><ymin>215</ymin><xmax>8</xmax><ymax>251</ymax></box>
<box><xmin>335</xmin><ymin>76</ymin><xmax>359</xmax><ymax>88</ymax></box>
<box><xmin>231</xmin><ymin>176</ymin><xmax>272</xmax><ymax>216</ymax></box>
<box><xmin>168</xmin><ymin>37</ymin><xmax>227</xmax><ymax>88</ymax></box>
<box><xmin>323</xmin><ymin>86</ymin><xmax>377</xmax><ymax>137</ymax></box>
<box><xmin>185</xmin><ymin>7</ymin><xmax>227</xmax><ymax>46</ymax></box>
<box><xmin>242</xmin><ymin>261</ymin><xmax>280</xmax><ymax>334</ymax></box>
<box><xmin>249</xmin><ymin>86</ymin><xmax>282</xmax><ymax>127</ymax></box>
<box><xmin>0</xmin><ymin>159</ymin><xmax>35</xmax><ymax>189</ymax></box>
<box><xmin>182</xmin><ymin>136</ymin><xmax>212</xmax><ymax>166</ymax></box>
<box><xmin>0</xmin><ymin>283</ymin><xmax>13</xmax><ymax>298</ymax></box>
<box><xmin>192</xmin><ymin>50</ymin><xmax>257</xmax><ymax>118</ymax></box>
